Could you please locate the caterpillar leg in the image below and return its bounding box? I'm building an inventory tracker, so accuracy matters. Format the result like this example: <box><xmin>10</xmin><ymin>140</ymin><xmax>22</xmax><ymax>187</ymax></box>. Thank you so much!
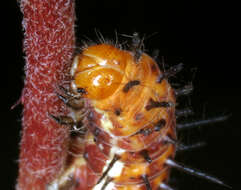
<box><xmin>49</xmin><ymin>114</ymin><xmax>86</xmax><ymax>134</ymax></box>
<box><xmin>49</xmin><ymin>114</ymin><xmax>76</xmax><ymax>125</ymax></box>
<box><xmin>59</xmin><ymin>85</ymin><xmax>85</xmax><ymax>98</ymax></box>
<box><xmin>56</xmin><ymin>92</ymin><xmax>85</xmax><ymax>110</ymax></box>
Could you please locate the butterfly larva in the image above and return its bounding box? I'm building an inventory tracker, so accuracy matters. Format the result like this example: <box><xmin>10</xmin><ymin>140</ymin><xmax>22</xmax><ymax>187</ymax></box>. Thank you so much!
<box><xmin>47</xmin><ymin>33</ymin><xmax>228</xmax><ymax>190</ymax></box>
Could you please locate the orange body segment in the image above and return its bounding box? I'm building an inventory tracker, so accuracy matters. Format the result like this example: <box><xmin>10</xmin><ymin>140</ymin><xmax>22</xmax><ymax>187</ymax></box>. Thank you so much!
<box><xmin>72</xmin><ymin>44</ymin><xmax>130</xmax><ymax>100</ymax></box>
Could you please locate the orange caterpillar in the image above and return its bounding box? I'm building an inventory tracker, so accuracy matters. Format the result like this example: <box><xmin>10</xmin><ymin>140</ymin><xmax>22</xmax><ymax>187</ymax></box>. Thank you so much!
<box><xmin>47</xmin><ymin>34</ymin><xmax>228</xmax><ymax>190</ymax></box>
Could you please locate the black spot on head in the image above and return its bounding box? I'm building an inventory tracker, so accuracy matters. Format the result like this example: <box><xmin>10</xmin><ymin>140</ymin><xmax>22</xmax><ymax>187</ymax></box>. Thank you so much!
<box><xmin>123</xmin><ymin>80</ymin><xmax>140</xmax><ymax>93</ymax></box>
<box><xmin>114</xmin><ymin>108</ymin><xmax>122</xmax><ymax>116</ymax></box>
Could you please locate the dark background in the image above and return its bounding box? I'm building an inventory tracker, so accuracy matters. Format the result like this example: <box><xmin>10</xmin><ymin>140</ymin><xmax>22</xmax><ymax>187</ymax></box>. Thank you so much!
<box><xmin>4</xmin><ymin>0</ymin><xmax>240</xmax><ymax>190</ymax></box>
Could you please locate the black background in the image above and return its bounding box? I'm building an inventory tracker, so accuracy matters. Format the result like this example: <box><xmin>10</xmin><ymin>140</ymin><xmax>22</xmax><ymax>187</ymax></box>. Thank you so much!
<box><xmin>4</xmin><ymin>0</ymin><xmax>240</xmax><ymax>190</ymax></box>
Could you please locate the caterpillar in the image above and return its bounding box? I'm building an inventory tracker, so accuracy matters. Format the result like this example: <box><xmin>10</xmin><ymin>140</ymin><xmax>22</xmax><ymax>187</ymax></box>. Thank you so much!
<box><xmin>47</xmin><ymin>33</ymin><xmax>229</xmax><ymax>190</ymax></box>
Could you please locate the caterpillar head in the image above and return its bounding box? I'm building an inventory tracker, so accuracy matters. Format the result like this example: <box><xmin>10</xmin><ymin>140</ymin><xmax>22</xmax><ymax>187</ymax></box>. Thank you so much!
<box><xmin>71</xmin><ymin>44</ymin><xmax>132</xmax><ymax>100</ymax></box>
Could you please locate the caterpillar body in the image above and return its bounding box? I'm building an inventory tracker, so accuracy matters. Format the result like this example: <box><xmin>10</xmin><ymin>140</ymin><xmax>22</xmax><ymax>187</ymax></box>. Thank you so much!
<box><xmin>47</xmin><ymin>35</ymin><xmax>227</xmax><ymax>190</ymax></box>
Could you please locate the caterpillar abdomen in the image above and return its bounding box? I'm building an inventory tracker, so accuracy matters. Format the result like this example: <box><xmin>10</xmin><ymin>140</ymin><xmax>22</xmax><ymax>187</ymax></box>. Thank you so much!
<box><xmin>48</xmin><ymin>40</ymin><xmax>227</xmax><ymax>190</ymax></box>
<box><xmin>67</xmin><ymin>44</ymin><xmax>176</xmax><ymax>190</ymax></box>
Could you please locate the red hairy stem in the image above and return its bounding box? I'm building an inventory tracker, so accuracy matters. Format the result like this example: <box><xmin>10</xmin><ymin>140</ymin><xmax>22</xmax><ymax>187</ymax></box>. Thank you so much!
<box><xmin>17</xmin><ymin>0</ymin><xmax>76</xmax><ymax>189</ymax></box>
